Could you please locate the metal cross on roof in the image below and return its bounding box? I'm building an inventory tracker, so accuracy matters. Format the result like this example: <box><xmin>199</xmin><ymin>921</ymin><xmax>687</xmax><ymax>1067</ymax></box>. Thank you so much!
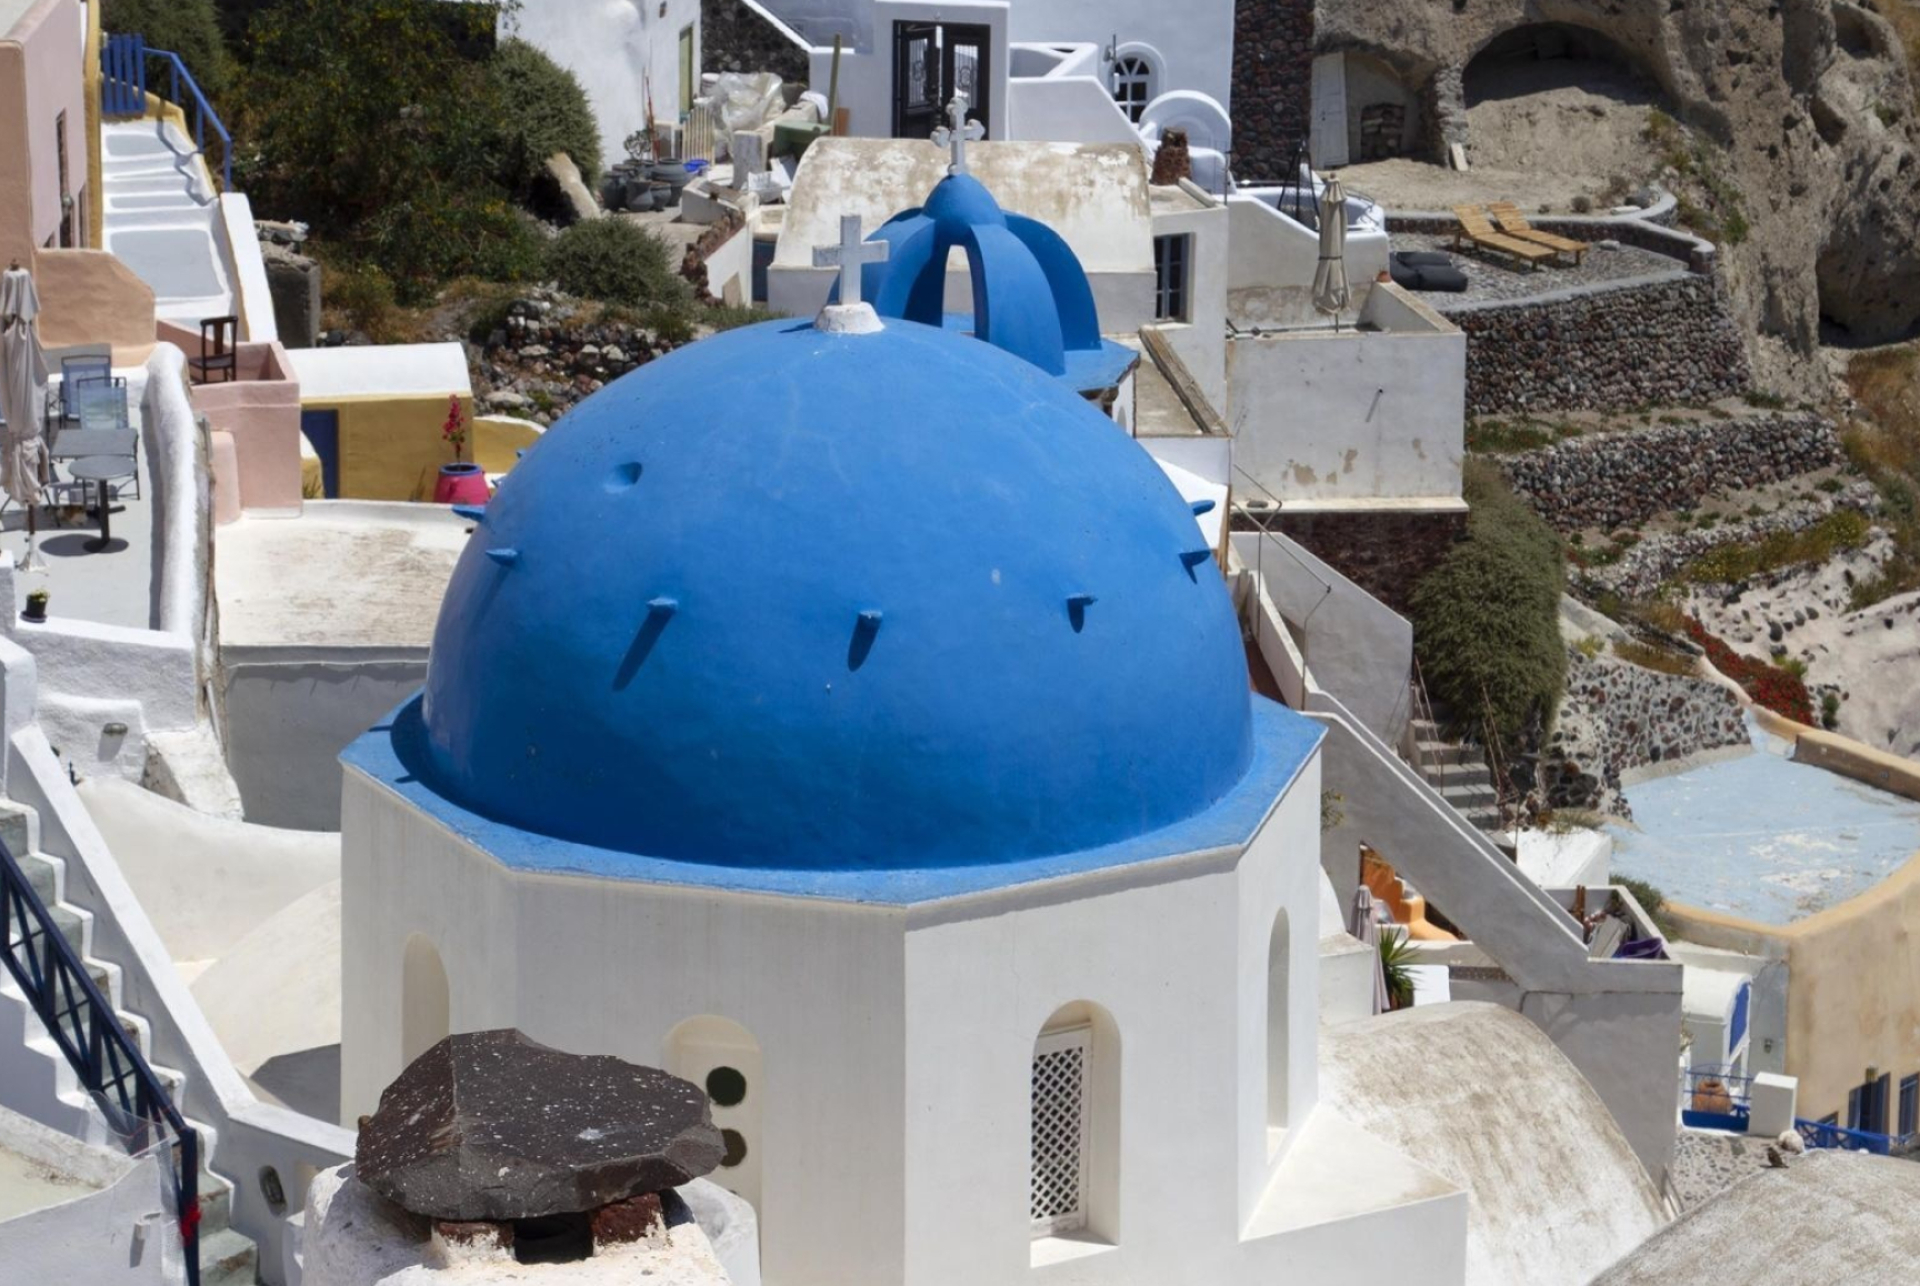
<box><xmin>812</xmin><ymin>214</ymin><xmax>890</xmax><ymax>308</ymax></box>
<box><xmin>931</xmin><ymin>94</ymin><xmax>986</xmax><ymax>176</ymax></box>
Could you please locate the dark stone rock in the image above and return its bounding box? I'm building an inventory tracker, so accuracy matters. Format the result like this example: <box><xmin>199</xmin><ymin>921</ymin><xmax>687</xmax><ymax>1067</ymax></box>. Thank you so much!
<box><xmin>356</xmin><ymin>1029</ymin><xmax>724</xmax><ymax>1222</ymax></box>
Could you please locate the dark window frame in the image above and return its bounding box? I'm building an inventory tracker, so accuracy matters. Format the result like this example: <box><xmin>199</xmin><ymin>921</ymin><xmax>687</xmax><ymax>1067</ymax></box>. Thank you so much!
<box><xmin>1153</xmin><ymin>233</ymin><xmax>1192</xmax><ymax>323</ymax></box>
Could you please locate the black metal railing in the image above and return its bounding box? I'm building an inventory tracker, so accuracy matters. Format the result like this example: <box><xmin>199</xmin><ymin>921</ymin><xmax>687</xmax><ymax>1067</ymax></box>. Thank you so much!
<box><xmin>1</xmin><ymin>835</ymin><xmax>200</xmax><ymax>1285</ymax></box>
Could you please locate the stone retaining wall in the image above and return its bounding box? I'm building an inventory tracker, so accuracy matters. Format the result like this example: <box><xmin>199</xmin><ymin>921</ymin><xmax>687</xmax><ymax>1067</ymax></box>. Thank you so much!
<box><xmin>1579</xmin><ymin>483</ymin><xmax>1881</xmax><ymax>599</ymax></box>
<box><xmin>1230</xmin><ymin>0</ymin><xmax>1314</xmax><ymax>181</ymax></box>
<box><xmin>1451</xmin><ymin>274</ymin><xmax>1751</xmax><ymax>416</ymax></box>
<box><xmin>1536</xmin><ymin>646</ymin><xmax>1749</xmax><ymax>819</ymax></box>
<box><xmin>702</xmin><ymin>0</ymin><xmax>810</xmax><ymax>84</ymax></box>
<box><xmin>1501</xmin><ymin>413</ymin><xmax>1839</xmax><ymax>532</ymax></box>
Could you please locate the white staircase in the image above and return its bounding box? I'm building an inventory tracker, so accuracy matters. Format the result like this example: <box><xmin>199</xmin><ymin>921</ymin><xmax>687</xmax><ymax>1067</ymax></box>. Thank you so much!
<box><xmin>100</xmin><ymin>119</ymin><xmax>235</xmax><ymax>327</ymax></box>
<box><xmin>0</xmin><ymin>802</ymin><xmax>259</xmax><ymax>1284</ymax></box>
<box><xmin>1407</xmin><ymin>715</ymin><xmax>1512</xmax><ymax>851</ymax></box>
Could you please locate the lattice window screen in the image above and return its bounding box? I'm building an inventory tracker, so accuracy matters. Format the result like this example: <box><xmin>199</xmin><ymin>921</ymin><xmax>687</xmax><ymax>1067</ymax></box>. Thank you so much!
<box><xmin>1030</xmin><ymin>1026</ymin><xmax>1092</xmax><ymax>1235</ymax></box>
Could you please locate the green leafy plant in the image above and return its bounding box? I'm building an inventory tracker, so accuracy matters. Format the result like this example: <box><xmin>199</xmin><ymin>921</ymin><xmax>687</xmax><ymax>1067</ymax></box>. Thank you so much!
<box><xmin>1320</xmin><ymin>790</ymin><xmax>1346</xmax><ymax>831</ymax></box>
<box><xmin>1822</xmin><ymin>690</ymin><xmax>1842</xmax><ymax>730</ymax></box>
<box><xmin>103</xmin><ymin>0</ymin><xmax>233</xmax><ymax>98</ymax></box>
<box><xmin>1615</xmin><ymin>876</ymin><xmax>1678</xmax><ymax>938</ymax></box>
<box><xmin>545</xmin><ymin>218</ymin><xmax>691</xmax><ymax>310</ymax></box>
<box><xmin>1411</xmin><ymin>461</ymin><xmax>1566</xmax><ymax>750</ymax></box>
<box><xmin>1612</xmin><ymin>639</ymin><xmax>1696</xmax><ymax>676</ymax></box>
<box><xmin>1682</xmin><ymin>509</ymin><xmax>1870</xmax><ymax>584</ymax></box>
<box><xmin>1379</xmin><ymin>932</ymin><xmax>1417</xmax><ymax>1011</ymax></box>
<box><xmin>490</xmin><ymin>38</ymin><xmax>604</xmax><ymax>194</ymax></box>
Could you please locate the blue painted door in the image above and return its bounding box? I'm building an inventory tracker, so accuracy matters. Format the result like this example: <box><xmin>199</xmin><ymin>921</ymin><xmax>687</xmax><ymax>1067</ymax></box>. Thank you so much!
<box><xmin>301</xmin><ymin>409</ymin><xmax>340</xmax><ymax>498</ymax></box>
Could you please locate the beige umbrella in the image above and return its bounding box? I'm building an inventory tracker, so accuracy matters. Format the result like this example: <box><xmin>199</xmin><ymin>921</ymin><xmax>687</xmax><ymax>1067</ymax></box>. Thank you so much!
<box><xmin>1349</xmin><ymin>886</ymin><xmax>1392</xmax><ymax>1016</ymax></box>
<box><xmin>0</xmin><ymin>259</ymin><xmax>50</xmax><ymax>571</ymax></box>
<box><xmin>1311</xmin><ymin>173</ymin><xmax>1351</xmax><ymax>331</ymax></box>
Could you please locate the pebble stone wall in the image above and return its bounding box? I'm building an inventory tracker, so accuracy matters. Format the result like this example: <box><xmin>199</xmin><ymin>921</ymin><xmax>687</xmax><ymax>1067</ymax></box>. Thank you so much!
<box><xmin>1231</xmin><ymin>0</ymin><xmax>1315</xmax><ymax>181</ymax></box>
<box><xmin>701</xmin><ymin>0</ymin><xmax>810</xmax><ymax>84</ymax></box>
<box><xmin>1536</xmin><ymin>645</ymin><xmax>1750</xmax><ymax>819</ymax></box>
<box><xmin>1451</xmin><ymin>275</ymin><xmax>1751</xmax><ymax>417</ymax></box>
<box><xmin>1501</xmin><ymin>414</ymin><xmax>1841</xmax><ymax>533</ymax></box>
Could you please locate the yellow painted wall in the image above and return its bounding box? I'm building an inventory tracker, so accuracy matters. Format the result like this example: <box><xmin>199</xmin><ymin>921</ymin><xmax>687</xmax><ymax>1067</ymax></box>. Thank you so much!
<box><xmin>472</xmin><ymin>416</ymin><xmax>542</xmax><ymax>474</ymax></box>
<box><xmin>1664</xmin><ymin>714</ymin><xmax>1920</xmax><ymax>1124</ymax></box>
<box><xmin>303</xmin><ymin>394</ymin><xmax>480</xmax><ymax>501</ymax></box>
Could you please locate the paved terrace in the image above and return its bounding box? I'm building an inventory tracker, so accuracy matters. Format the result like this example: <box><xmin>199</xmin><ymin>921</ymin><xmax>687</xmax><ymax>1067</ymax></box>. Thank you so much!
<box><xmin>1392</xmin><ymin>232</ymin><xmax>1686</xmax><ymax>309</ymax></box>
<box><xmin>1</xmin><ymin>368</ymin><xmax>153</xmax><ymax>629</ymax></box>
<box><xmin>1608</xmin><ymin>717</ymin><xmax>1920</xmax><ymax>925</ymax></box>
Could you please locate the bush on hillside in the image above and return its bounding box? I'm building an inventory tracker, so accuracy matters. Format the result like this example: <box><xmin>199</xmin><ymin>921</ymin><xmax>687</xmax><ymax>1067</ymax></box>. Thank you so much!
<box><xmin>544</xmin><ymin>218</ymin><xmax>689</xmax><ymax>310</ymax></box>
<box><xmin>103</xmin><ymin>0</ymin><xmax>232</xmax><ymax>97</ymax></box>
<box><xmin>361</xmin><ymin>189</ymin><xmax>547</xmax><ymax>303</ymax></box>
<box><xmin>1411</xmin><ymin>460</ymin><xmax>1567</xmax><ymax>752</ymax></box>
<box><xmin>491</xmin><ymin>38</ymin><xmax>603</xmax><ymax>194</ymax></box>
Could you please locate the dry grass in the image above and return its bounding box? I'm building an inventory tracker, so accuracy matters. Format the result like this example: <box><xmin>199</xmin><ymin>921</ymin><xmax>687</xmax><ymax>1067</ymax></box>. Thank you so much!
<box><xmin>1612</xmin><ymin>639</ymin><xmax>1697</xmax><ymax>676</ymax></box>
<box><xmin>1843</xmin><ymin>345</ymin><xmax>1920</xmax><ymax>607</ymax></box>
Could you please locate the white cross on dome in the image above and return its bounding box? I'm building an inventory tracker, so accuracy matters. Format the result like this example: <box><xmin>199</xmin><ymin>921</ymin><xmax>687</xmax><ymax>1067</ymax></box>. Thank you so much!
<box><xmin>931</xmin><ymin>94</ymin><xmax>986</xmax><ymax>176</ymax></box>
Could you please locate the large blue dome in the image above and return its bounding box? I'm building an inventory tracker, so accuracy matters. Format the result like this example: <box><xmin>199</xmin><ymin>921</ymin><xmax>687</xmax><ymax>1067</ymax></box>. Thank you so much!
<box><xmin>416</xmin><ymin>314</ymin><xmax>1254</xmax><ymax>870</ymax></box>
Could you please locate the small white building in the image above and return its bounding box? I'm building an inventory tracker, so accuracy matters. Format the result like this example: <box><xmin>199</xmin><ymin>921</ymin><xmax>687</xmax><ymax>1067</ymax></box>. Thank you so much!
<box><xmin>339</xmin><ymin>241</ymin><xmax>1473</xmax><ymax>1279</ymax></box>
<box><xmin>509</xmin><ymin>0</ymin><xmax>704</xmax><ymax>166</ymax></box>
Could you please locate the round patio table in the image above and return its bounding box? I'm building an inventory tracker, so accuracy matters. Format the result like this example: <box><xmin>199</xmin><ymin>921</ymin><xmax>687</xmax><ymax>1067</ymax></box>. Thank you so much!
<box><xmin>66</xmin><ymin>455</ymin><xmax>136</xmax><ymax>552</ymax></box>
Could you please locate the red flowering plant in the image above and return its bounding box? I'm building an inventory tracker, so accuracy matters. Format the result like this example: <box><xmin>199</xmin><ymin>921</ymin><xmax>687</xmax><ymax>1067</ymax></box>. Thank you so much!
<box><xmin>1684</xmin><ymin>615</ymin><xmax>1814</xmax><ymax>725</ymax></box>
<box><xmin>442</xmin><ymin>394</ymin><xmax>468</xmax><ymax>463</ymax></box>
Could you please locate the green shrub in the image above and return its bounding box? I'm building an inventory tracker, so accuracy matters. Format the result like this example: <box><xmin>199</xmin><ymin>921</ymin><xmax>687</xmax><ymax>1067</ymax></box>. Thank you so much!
<box><xmin>545</xmin><ymin>218</ymin><xmax>690</xmax><ymax>310</ymax></box>
<box><xmin>1616</xmin><ymin>876</ymin><xmax>1678</xmax><ymax>937</ymax></box>
<box><xmin>1682</xmin><ymin>509</ymin><xmax>1871</xmax><ymax>583</ymax></box>
<box><xmin>1821</xmin><ymin>690</ymin><xmax>1841</xmax><ymax>729</ymax></box>
<box><xmin>490</xmin><ymin>38</ymin><xmax>604</xmax><ymax>194</ymax></box>
<box><xmin>1411</xmin><ymin>460</ymin><xmax>1567</xmax><ymax>751</ymax></box>
<box><xmin>1612</xmin><ymin>639</ymin><xmax>1696</xmax><ymax>676</ymax></box>
<box><xmin>364</xmin><ymin>190</ymin><xmax>546</xmax><ymax>304</ymax></box>
<box><xmin>104</xmin><ymin>0</ymin><xmax>233</xmax><ymax>97</ymax></box>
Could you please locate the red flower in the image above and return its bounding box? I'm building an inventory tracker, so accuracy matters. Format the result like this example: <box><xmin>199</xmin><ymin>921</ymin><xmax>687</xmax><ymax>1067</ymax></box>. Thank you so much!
<box><xmin>442</xmin><ymin>394</ymin><xmax>468</xmax><ymax>463</ymax></box>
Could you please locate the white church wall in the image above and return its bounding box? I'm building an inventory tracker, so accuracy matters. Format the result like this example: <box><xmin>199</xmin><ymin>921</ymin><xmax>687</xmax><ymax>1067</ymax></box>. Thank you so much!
<box><xmin>1149</xmin><ymin>185</ymin><xmax>1229</xmax><ymax>413</ymax></box>
<box><xmin>808</xmin><ymin>1</ymin><xmax>1011</xmax><ymax>140</ymax></box>
<box><xmin>509</xmin><ymin>0</ymin><xmax>704</xmax><ymax>170</ymax></box>
<box><xmin>1006</xmin><ymin>7</ymin><xmax>1234</xmax><ymax>109</ymax></box>
<box><xmin>222</xmin><ymin>653</ymin><xmax>428</xmax><ymax>831</ymax></box>
<box><xmin>1227</xmin><ymin>285</ymin><xmax>1466</xmax><ymax>507</ymax></box>
<box><xmin>340</xmin><ymin>770</ymin><xmax>912</xmax><ymax>1286</ymax></box>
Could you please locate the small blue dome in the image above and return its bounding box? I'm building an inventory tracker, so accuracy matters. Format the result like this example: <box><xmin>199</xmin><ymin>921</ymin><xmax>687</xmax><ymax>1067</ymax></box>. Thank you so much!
<box><xmin>416</xmin><ymin>315</ymin><xmax>1253</xmax><ymax>870</ymax></box>
<box><xmin>851</xmin><ymin>173</ymin><xmax>1126</xmax><ymax>385</ymax></box>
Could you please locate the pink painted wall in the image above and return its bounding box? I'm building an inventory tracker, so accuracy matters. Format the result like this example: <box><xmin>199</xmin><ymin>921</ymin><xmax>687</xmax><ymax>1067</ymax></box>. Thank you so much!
<box><xmin>183</xmin><ymin>336</ymin><xmax>306</xmax><ymax>513</ymax></box>
<box><xmin>1</xmin><ymin>0</ymin><xmax>87</xmax><ymax>257</ymax></box>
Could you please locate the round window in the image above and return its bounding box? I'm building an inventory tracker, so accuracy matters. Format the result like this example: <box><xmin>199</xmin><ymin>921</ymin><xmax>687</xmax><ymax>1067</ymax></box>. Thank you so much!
<box><xmin>719</xmin><ymin>1128</ymin><xmax>749</xmax><ymax>1168</ymax></box>
<box><xmin>705</xmin><ymin>1066</ymin><xmax>748</xmax><ymax>1108</ymax></box>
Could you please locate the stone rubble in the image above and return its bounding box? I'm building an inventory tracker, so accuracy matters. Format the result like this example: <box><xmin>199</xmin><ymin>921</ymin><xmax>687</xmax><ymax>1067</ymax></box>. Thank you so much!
<box><xmin>472</xmin><ymin>287</ymin><xmax>690</xmax><ymax>425</ymax></box>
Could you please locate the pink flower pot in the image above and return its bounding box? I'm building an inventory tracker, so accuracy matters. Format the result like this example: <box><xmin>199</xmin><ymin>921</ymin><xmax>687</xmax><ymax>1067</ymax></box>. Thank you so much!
<box><xmin>435</xmin><ymin>462</ymin><xmax>490</xmax><ymax>506</ymax></box>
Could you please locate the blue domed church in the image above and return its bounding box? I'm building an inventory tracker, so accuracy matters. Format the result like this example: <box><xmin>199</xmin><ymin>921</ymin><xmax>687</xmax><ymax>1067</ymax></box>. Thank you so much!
<box><xmin>340</xmin><ymin>193</ymin><xmax>1343</xmax><ymax>1284</ymax></box>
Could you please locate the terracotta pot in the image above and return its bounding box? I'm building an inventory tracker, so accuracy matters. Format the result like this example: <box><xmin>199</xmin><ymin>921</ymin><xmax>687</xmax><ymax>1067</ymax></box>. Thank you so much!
<box><xmin>434</xmin><ymin>462</ymin><xmax>490</xmax><ymax>506</ymax></box>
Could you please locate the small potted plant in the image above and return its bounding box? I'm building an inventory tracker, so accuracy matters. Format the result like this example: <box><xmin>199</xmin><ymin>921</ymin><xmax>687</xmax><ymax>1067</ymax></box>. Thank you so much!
<box><xmin>22</xmin><ymin>589</ymin><xmax>49</xmax><ymax>622</ymax></box>
<box><xmin>432</xmin><ymin>395</ymin><xmax>489</xmax><ymax>506</ymax></box>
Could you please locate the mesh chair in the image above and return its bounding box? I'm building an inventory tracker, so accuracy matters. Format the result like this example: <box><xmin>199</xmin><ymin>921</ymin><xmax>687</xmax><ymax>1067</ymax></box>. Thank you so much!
<box><xmin>59</xmin><ymin>355</ymin><xmax>110</xmax><ymax>423</ymax></box>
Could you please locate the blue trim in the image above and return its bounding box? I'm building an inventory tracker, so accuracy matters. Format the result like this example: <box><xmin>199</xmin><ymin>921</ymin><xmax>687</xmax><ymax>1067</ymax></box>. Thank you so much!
<box><xmin>343</xmin><ymin>696</ymin><xmax>1321</xmax><ymax>905</ymax></box>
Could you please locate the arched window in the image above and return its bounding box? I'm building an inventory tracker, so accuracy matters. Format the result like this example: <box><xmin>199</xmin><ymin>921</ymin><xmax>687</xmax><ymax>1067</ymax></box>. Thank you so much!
<box><xmin>400</xmin><ymin>934</ymin><xmax>449</xmax><ymax>1068</ymax></box>
<box><xmin>1110</xmin><ymin>55</ymin><xmax>1153</xmax><ymax>123</ymax></box>
<box><xmin>1030</xmin><ymin>1002</ymin><xmax>1119</xmax><ymax>1246</ymax></box>
<box><xmin>1266</xmin><ymin>909</ymin><xmax>1290</xmax><ymax>1148</ymax></box>
<box><xmin>666</xmin><ymin>1016</ymin><xmax>763</xmax><ymax>1210</ymax></box>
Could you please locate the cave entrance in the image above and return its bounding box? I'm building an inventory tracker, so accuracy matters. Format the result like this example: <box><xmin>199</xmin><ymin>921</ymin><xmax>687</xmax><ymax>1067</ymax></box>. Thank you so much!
<box><xmin>1464</xmin><ymin>25</ymin><xmax>1654</xmax><ymax>107</ymax></box>
<box><xmin>1458</xmin><ymin>23</ymin><xmax>1669</xmax><ymax>182</ymax></box>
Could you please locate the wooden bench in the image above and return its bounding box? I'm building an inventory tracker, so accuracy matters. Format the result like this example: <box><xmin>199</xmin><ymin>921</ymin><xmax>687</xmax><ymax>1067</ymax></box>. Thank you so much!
<box><xmin>1488</xmin><ymin>201</ymin><xmax>1588</xmax><ymax>266</ymax></box>
<box><xmin>1449</xmin><ymin>205</ymin><xmax>1554</xmax><ymax>270</ymax></box>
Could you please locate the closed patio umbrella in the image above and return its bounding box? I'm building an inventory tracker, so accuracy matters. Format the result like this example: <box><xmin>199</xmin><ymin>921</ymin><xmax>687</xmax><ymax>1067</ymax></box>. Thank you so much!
<box><xmin>1312</xmin><ymin>173</ymin><xmax>1351</xmax><ymax>331</ymax></box>
<box><xmin>0</xmin><ymin>259</ymin><xmax>49</xmax><ymax>571</ymax></box>
<box><xmin>1348</xmin><ymin>885</ymin><xmax>1392</xmax><ymax>1016</ymax></box>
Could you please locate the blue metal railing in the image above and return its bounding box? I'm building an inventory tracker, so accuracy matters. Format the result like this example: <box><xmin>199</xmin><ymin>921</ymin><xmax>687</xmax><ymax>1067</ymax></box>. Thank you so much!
<box><xmin>1</xmin><ymin>836</ymin><xmax>201</xmax><ymax>1286</ymax></box>
<box><xmin>1680</xmin><ymin>1064</ymin><xmax>1752</xmax><ymax>1133</ymax></box>
<box><xmin>1795</xmin><ymin>1117</ymin><xmax>1913</xmax><ymax>1156</ymax></box>
<box><xmin>101</xmin><ymin>33</ymin><xmax>235</xmax><ymax>192</ymax></box>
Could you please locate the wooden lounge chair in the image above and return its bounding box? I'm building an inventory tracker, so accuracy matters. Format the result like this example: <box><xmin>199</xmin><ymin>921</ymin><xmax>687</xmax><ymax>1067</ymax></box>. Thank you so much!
<box><xmin>1488</xmin><ymin>201</ymin><xmax>1588</xmax><ymax>265</ymax></box>
<box><xmin>1449</xmin><ymin>205</ymin><xmax>1554</xmax><ymax>270</ymax></box>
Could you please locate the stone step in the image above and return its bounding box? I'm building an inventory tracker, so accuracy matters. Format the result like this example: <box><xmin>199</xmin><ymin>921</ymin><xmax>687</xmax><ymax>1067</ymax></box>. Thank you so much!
<box><xmin>1440</xmin><ymin>781</ymin><xmax>1499</xmax><ymax>810</ymax></box>
<box><xmin>1415</xmin><ymin>739</ymin><xmax>1479</xmax><ymax>767</ymax></box>
<box><xmin>197</xmin><ymin>1225</ymin><xmax>258</xmax><ymax>1286</ymax></box>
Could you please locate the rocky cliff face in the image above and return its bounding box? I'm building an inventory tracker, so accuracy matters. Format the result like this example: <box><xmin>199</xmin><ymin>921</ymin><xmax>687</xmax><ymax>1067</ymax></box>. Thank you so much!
<box><xmin>1304</xmin><ymin>0</ymin><xmax>1920</xmax><ymax>392</ymax></box>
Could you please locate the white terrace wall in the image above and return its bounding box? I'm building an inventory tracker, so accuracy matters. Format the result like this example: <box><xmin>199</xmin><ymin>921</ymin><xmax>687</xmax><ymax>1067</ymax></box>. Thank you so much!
<box><xmin>1228</xmin><ymin>283</ymin><xmax>1465</xmax><ymax>508</ymax></box>
<box><xmin>0</xmin><ymin>1121</ymin><xmax>178</xmax><ymax>1284</ymax></box>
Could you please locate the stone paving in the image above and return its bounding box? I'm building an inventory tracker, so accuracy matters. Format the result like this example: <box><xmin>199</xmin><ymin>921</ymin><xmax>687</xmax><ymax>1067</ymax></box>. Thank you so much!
<box><xmin>1393</xmin><ymin>233</ymin><xmax>1686</xmax><ymax>308</ymax></box>
<box><xmin>1669</xmin><ymin>1130</ymin><xmax>1783</xmax><ymax>1211</ymax></box>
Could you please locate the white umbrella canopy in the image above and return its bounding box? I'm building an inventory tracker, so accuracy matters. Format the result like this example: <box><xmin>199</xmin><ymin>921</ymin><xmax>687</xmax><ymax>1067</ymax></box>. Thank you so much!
<box><xmin>1349</xmin><ymin>885</ymin><xmax>1392</xmax><ymax>1016</ymax></box>
<box><xmin>1</xmin><ymin>261</ymin><xmax>51</xmax><ymax>571</ymax></box>
<box><xmin>1311</xmin><ymin>173</ymin><xmax>1351</xmax><ymax>328</ymax></box>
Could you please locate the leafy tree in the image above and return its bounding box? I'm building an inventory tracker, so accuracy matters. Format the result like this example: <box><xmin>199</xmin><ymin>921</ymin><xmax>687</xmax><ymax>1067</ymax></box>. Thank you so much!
<box><xmin>490</xmin><ymin>38</ymin><xmax>603</xmax><ymax>193</ymax></box>
<box><xmin>103</xmin><ymin>0</ymin><xmax>233</xmax><ymax>98</ymax></box>
<box><xmin>237</xmin><ymin>0</ymin><xmax>525</xmax><ymax>298</ymax></box>
<box><xmin>1411</xmin><ymin>459</ymin><xmax>1567</xmax><ymax>751</ymax></box>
